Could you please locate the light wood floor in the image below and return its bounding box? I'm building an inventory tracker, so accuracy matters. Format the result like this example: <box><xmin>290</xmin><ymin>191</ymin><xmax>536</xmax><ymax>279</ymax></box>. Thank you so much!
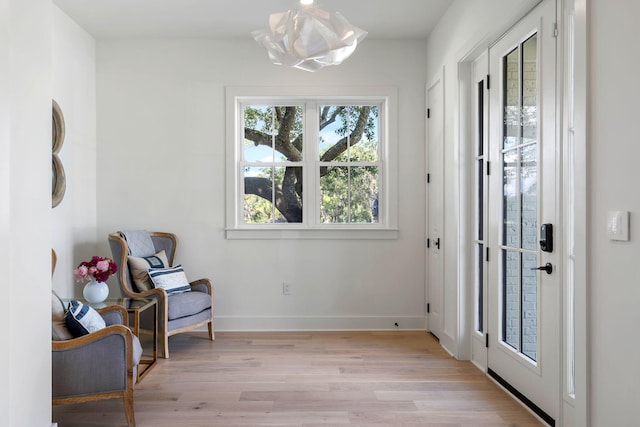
<box><xmin>52</xmin><ymin>331</ymin><xmax>543</xmax><ymax>426</ymax></box>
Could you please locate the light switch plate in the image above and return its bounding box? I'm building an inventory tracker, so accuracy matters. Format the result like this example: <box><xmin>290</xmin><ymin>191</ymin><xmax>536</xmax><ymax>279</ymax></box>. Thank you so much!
<box><xmin>607</xmin><ymin>211</ymin><xmax>630</xmax><ymax>241</ymax></box>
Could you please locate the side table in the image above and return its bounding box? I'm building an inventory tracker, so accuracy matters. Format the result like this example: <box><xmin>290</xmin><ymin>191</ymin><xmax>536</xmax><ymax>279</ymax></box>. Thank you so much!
<box><xmin>122</xmin><ymin>298</ymin><xmax>158</xmax><ymax>383</ymax></box>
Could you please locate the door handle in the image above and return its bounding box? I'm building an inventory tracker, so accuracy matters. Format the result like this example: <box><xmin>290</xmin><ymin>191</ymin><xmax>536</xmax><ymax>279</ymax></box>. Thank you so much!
<box><xmin>434</xmin><ymin>238</ymin><xmax>440</xmax><ymax>249</ymax></box>
<box><xmin>531</xmin><ymin>262</ymin><xmax>553</xmax><ymax>274</ymax></box>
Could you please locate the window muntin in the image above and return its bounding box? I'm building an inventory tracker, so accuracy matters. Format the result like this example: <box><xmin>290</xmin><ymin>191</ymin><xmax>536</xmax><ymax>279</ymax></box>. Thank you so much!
<box><xmin>238</xmin><ymin>99</ymin><xmax>384</xmax><ymax>228</ymax></box>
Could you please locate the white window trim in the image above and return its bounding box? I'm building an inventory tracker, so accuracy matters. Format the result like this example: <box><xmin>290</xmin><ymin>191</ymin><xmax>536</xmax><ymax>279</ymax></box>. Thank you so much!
<box><xmin>225</xmin><ymin>86</ymin><xmax>399</xmax><ymax>240</ymax></box>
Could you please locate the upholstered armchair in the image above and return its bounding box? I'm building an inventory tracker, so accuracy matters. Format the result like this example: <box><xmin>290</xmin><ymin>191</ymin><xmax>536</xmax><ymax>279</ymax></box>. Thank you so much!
<box><xmin>51</xmin><ymin>291</ymin><xmax>141</xmax><ymax>427</ymax></box>
<box><xmin>108</xmin><ymin>231</ymin><xmax>214</xmax><ymax>358</ymax></box>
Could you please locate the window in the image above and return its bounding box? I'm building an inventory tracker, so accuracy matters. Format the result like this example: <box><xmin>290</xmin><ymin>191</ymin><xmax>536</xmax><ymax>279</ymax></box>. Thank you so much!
<box><xmin>226</xmin><ymin>87</ymin><xmax>398</xmax><ymax>239</ymax></box>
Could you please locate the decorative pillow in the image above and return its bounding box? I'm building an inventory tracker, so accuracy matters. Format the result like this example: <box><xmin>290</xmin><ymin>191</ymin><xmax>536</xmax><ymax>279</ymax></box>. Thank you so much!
<box><xmin>148</xmin><ymin>264</ymin><xmax>192</xmax><ymax>295</ymax></box>
<box><xmin>127</xmin><ymin>250</ymin><xmax>169</xmax><ymax>292</ymax></box>
<box><xmin>65</xmin><ymin>300</ymin><xmax>106</xmax><ymax>337</ymax></box>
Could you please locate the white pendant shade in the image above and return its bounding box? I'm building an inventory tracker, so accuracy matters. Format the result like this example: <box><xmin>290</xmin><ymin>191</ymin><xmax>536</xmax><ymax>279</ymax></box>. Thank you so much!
<box><xmin>252</xmin><ymin>5</ymin><xmax>367</xmax><ymax>72</ymax></box>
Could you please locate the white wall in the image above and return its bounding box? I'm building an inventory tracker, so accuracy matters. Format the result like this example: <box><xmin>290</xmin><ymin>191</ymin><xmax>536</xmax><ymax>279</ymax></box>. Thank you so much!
<box><xmin>51</xmin><ymin>5</ymin><xmax>98</xmax><ymax>299</ymax></box>
<box><xmin>1</xmin><ymin>0</ymin><xmax>52</xmax><ymax>425</ymax></box>
<box><xmin>95</xmin><ymin>39</ymin><xmax>428</xmax><ymax>330</ymax></box>
<box><xmin>589</xmin><ymin>1</ymin><xmax>640</xmax><ymax>425</ymax></box>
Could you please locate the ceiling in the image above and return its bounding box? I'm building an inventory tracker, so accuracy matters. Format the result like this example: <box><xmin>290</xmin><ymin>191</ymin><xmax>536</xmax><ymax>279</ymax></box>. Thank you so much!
<box><xmin>53</xmin><ymin>0</ymin><xmax>454</xmax><ymax>40</ymax></box>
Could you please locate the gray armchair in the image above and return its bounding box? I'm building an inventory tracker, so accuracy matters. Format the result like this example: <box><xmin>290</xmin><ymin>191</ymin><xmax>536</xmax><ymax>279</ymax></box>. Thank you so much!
<box><xmin>108</xmin><ymin>231</ymin><xmax>214</xmax><ymax>358</ymax></box>
<box><xmin>51</xmin><ymin>291</ymin><xmax>141</xmax><ymax>426</ymax></box>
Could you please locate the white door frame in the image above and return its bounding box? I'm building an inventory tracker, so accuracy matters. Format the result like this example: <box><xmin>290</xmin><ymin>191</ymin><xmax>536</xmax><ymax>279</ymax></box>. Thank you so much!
<box><xmin>426</xmin><ymin>67</ymin><xmax>445</xmax><ymax>343</ymax></box>
<box><xmin>448</xmin><ymin>0</ymin><xmax>589</xmax><ymax>425</ymax></box>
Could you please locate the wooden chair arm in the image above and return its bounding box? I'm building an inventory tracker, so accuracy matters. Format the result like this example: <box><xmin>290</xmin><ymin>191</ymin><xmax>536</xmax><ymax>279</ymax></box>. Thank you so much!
<box><xmin>132</xmin><ymin>287</ymin><xmax>167</xmax><ymax>300</ymax></box>
<box><xmin>52</xmin><ymin>324</ymin><xmax>133</xmax><ymax>351</ymax></box>
<box><xmin>189</xmin><ymin>277</ymin><xmax>213</xmax><ymax>295</ymax></box>
<box><xmin>97</xmin><ymin>305</ymin><xmax>129</xmax><ymax>326</ymax></box>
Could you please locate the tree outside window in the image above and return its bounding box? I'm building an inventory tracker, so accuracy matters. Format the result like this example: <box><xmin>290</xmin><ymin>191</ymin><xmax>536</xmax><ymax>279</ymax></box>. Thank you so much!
<box><xmin>242</xmin><ymin>103</ymin><xmax>380</xmax><ymax>225</ymax></box>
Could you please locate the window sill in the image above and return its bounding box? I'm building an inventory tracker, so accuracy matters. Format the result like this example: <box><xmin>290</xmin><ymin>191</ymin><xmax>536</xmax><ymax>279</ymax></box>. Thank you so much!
<box><xmin>225</xmin><ymin>228</ymin><xmax>399</xmax><ymax>240</ymax></box>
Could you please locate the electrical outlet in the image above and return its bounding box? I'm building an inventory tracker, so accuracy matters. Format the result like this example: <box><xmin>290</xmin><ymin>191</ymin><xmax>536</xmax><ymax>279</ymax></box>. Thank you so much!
<box><xmin>283</xmin><ymin>282</ymin><xmax>292</xmax><ymax>295</ymax></box>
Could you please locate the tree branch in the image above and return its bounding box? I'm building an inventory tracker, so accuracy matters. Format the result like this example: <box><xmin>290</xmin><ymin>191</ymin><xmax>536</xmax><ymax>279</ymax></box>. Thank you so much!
<box><xmin>244</xmin><ymin>128</ymin><xmax>271</xmax><ymax>147</ymax></box>
<box><xmin>244</xmin><ymin>174</ymin><xmax>302</xmax><ymax>223</ymax></box>
<box><xmin>320</xmin><ymin>106</ymin><xmax>371</xmax><ymax>164</ymax></box>
<box><xmin>319</xmin><ymin>106</ymin><xmax>345</xmax><ymax>131</ymax></box>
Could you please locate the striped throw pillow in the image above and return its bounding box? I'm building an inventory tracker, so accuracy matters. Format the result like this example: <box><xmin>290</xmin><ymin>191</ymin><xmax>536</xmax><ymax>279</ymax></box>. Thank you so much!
<box><xmin>148</xmin><ymin>264</ymin><xmax>192</xmax><ymax>295</ymax></box>
<box><xmin>65</xmin><ymin>300</ymin><xmax>106</xmax><ymax>337</ymax></box>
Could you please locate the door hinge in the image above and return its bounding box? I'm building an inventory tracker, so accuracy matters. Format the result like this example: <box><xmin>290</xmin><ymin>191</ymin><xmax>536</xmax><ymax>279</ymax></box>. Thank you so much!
<box><xmin>427</xmin><ymin>108</ymin><xmax>431</xmax><ymax>119</ymax></box>
<box><xmin>427</xmin><ymin>173</ymin><xmax>431</xmax><ymax>183</ymax></box>
<box><xmin>553</xmin><ymin>23</ymin><xmax>559</xmax><ymax>38</ymax></box>
<box><xmin>485</xmin><ymin>333</ymin><xmax>489</xmax><ymax>348</ymax></box>
<box><xmin>486</xmin><ymin>161</ymin><xmax>491</xmax><ymax>176</ymax></box>
<box><xmin>486</xmin><ymin>74</ymin><xmax>490</xmax><ymax>90</ymax></box>
<box><xmin>427</xmin><ymin>303</ymin><xmax>430</xmax><ymax>313</ymax></box>
<box><xmin>486</xmin><ymin>247</ymin><xmax>490</xmax><ymax>262</ymax></box>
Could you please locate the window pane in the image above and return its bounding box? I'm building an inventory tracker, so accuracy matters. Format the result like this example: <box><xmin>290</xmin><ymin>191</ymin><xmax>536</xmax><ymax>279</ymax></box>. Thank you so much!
<box><xmin>244</xmin><ymin>166</ymin><xmax>275</xmax><ymax>223</ymax></box>
<box><xmin>319</xmin><ymin>106</ymin><xmax>379</xmax><ymax>162</ymax></box>
<box><xmin>244</xmin><ymin>106</ymin><xmax>303</xmax><ymax>163</ymax></box>
<box><xmin>275</xmin><ymin>106</ymin><xmax>304</xmax><ymax>162</ymax></box>
<box><xmin>275</xmin><ymin>166</ymin><xmax>302</xmax><ymax>223</ymax></box>
<box><xmin>320</xmin><ymin>166</ymin><xmax>379</xmax><ymax>224</ymax></box>
<box><xmin>244</xmin><ymin>106</ymin><xmax>275</xmax><ymax>163</ymax></box>
<box><xmin>349</xmin><ymin>166</ymin><xmax>379</xmax><ymax>223</ymax></box>
<box><xmin>244</xmin><ymin>166</ymin><xmax>301</xmax><ymax>224</ymax></box>
<box><xmin>320</xmin><ymin>166</ymin><xmax>349</xmax><ymax>223</ymax></box>
<box><xmin>349</xmin><ymin>106</ymin><xmax>379</xmax><ymax>162</ymax></box>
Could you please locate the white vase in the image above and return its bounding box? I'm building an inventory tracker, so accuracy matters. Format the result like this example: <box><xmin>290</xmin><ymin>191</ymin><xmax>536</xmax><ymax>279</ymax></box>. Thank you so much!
<box><xmin>83</xmin><ymin>278</ymin><xmax>109</xmax><ymax>304</ymax></box>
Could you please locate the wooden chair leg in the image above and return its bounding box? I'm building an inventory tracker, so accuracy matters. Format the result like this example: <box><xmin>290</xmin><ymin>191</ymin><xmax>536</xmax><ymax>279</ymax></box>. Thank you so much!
<box><xmin>208</xmin><ymin>320</ymin><xmax>215</xmax><ymax>341</ymax></box>
<box><xmin>123</xmin><ymin>389</ymin><xmax>136</xmax><ymax>426</ymax></box>
<box><xmin>162</xmin><ymin>333</ymin><xmax>169</xmax><ymax>359</ymax></box>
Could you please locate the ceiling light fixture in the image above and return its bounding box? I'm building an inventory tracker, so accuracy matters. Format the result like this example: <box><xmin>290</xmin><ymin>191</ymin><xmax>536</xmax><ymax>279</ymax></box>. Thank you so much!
<box><xmin>252</xmin><ymin>1</ymin><xmax>367</xmax><ymax>72</ymax></box>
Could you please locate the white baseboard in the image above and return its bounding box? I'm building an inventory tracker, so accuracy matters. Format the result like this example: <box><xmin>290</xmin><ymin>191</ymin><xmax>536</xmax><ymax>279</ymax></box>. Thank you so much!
<box><xmin>211</xmin><ymin>315</ymin><xmax>427</xmax><ymax>331</ymax></box>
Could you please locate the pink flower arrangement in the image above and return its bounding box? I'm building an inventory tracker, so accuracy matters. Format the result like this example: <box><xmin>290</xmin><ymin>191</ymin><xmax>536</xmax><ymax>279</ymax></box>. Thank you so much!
<box><xmin>73</xmin><ymin>256</ymin><xmax>118</xmax><ymax>283</ymax></box>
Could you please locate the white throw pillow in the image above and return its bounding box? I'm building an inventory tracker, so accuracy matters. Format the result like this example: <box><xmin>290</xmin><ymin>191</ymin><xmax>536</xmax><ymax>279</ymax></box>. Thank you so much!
<box><xmin>148</xmin><ymin>264</ymin><xmax>192</xmax><ymax>295</ymax></box>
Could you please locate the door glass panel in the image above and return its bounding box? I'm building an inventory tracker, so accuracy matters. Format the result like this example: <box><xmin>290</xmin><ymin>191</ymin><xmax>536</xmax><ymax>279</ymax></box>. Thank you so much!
<box><xmin>503</xmin><ymin>48</ymin><xmax>520</xmax><ymax>150</ymax></box>
<box><xmin>522</xmin><ymin>251</ymin><xmax>538</xmax><ymax>361</ymax></box>
<box><xmin>502</xmin><ymin>250</ymin><xmax>520</xmax><ymax>350</ymax></box>
<box><xmin>503</xmin><ymin>149</ymin><xmax>518</xmax><ymax>246</ymax></box>
<box><xmin>522</xmin><ymin>35</ymin><xmax>538</xmax><ymax>145</ymax></box>
<box><xmin>501</xmin><ymin>33</ymin><xmax>539</xmax><ymax>362</ymax></box>
<box><xmin>521</xmin><ymin>145</ymin><xmax>537</xmax><ymax>251</ymax></box>
<box><xmin>478</xmin><ymin>81</ymin><xmax>485</xmax><ymax>156</ymax></box>
<box><xmin>477</xmin><ymin>243</ymin><xmax>484</xmax><ymax>332</ymax></box>
<box><xmin>475</xmin><ymin>79</ymin><xmax>486</xmax><ymax>335</ymax></box>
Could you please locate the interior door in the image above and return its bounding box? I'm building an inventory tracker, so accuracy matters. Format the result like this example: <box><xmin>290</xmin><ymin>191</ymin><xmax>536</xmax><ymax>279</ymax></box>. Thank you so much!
<box><xmin>487</xmin><ymin>0</ymin><xmax>559</xmax><ymax>424</ymax></box>
<box><xmin>427</xmin><ymin>71</ymin><xmax>444</xmax><ymax>339</ymax></box>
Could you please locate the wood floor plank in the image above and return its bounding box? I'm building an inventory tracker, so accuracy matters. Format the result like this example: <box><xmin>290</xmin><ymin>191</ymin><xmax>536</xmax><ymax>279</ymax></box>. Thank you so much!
<box><xmin>52</xmin><ymin>331</ymin><xmax>543</xmax><ymax>426</ymax></box>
